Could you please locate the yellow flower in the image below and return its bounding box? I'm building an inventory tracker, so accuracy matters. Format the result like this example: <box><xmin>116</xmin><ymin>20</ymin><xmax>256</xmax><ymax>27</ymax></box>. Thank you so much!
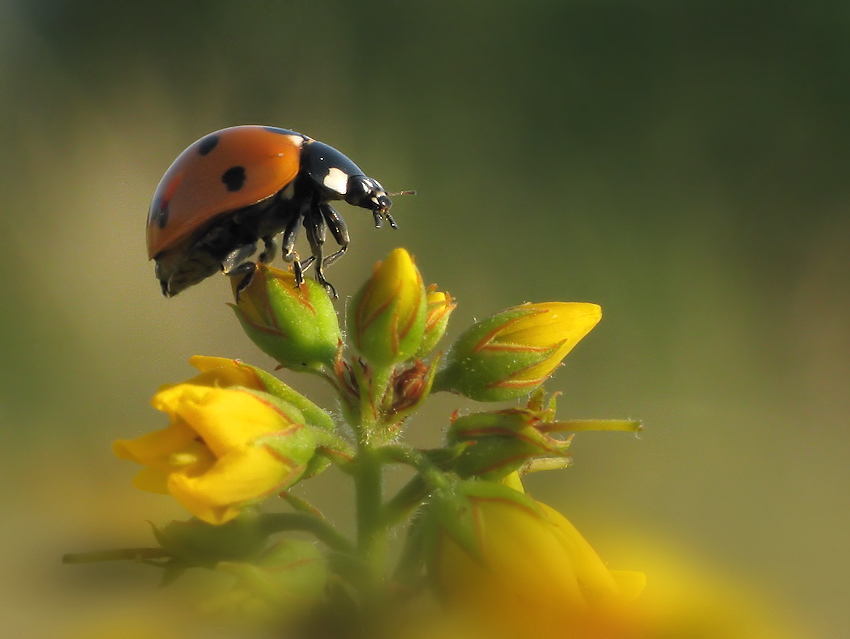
<box><xmin>432</xmin><ymin>482</ymin><xmax>643</xmax><ymax>638</ymax></box>
<box><xmin>348</xmin><ymin>248</ymin><xmax>427</xmax><ymax>366</ymax></box>
<box><xmin>437</xmin><ymin>302</ymin><xmax>602</xmax><ymax>401</ymax></box>
<box><xmin>113</xmin><ymin>380</ymin><xmax>316</xmax><ymax>525</ymax></box>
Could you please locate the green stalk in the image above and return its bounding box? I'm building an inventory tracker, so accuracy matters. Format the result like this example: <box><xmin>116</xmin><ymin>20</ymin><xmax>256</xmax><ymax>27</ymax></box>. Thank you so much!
<box><xmin>351</xmin><ymin>361</ymin><xmax>396</xmax><ymax>636</ymax></box>
<box><xmin>354</xmin><ymin>444</ymin><xmax>387</xmax><ymax>578</ymax></box>
<box><xmin>259</xmin><ymin>512</ymin><xmax>355</xmax><ymax>554</ymax></box>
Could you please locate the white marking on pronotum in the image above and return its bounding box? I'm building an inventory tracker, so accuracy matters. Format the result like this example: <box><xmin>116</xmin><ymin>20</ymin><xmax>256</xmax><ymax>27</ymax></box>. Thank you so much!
<box><xmin>286</xmin><ymin>134</ymin><xmax>305</xmax><ymax>148</ymax></box>
<box><xmin>323</xmin><ymin>167</ymin><xmax>349</xmax><ymax>195</ymax></box>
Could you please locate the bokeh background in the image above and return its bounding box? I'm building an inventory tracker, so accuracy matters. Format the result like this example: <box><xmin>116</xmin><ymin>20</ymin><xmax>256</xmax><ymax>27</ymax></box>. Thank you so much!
<box><xmin>1</xmin><ymin>1</ymin><xmax>847</xmax><ymax>636</ymax></box>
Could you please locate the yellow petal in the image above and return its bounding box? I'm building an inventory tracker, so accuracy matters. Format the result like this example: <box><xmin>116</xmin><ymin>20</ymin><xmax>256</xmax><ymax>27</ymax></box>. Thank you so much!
<box><xmin>168</xmin><ymin>445</ymin><xmax>300</xmax><ymax>525</ymax></box>
<box><xmin>153</xmin><ymin>385</ymin><xmax>288</xmax><ymax>455</ymax></box>
<box><xmin>497</xmin><ymin>303</ymin><xmax>601</xmax><ymax>348</ymax></box>
<box><xmin>609</xmin><ymin>570</ymin><xmax>647</xmax><ymax>601</ymax></box>
<box><xmin>538</xmin><ymin>502</ymin><xmax>620</xmax><ymax>598</ymax></box>
<box><xmin>189</xmin><ymin>355</ymin><xmax>267</xmax><ymax>390</ymax></box>
<box><xmin>436</xmin><ymin>496</ymin><xmax>585</xmax><ymax>637</ymax></box>
<box><xmin>130</xmin><ymin>466</ymin><xmax>170</xmax><ymax>494</ymax></box>
<box><xmin>112</xmin><ymin>420</ymin><xmax>197</xmax><ymax>468</ymax></box>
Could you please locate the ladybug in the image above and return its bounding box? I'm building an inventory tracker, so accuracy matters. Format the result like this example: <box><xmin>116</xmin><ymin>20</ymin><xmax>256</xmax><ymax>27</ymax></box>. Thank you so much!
<box><xmin>146</xmin><ymin>125</ymin><xmax>403</xmax><ymax>298</ymax></box>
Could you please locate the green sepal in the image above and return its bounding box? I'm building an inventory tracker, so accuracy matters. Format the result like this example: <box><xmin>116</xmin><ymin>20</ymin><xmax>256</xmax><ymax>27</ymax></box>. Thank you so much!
<box><xmin>230</xmin><ymin>266</ymin><xmax>342</xmax><ymax>371</ymax></box>
<box><xmin>240</xmin><ymin>389</ymin><xmax>342</xmax><ymax>484</ymax></box>
<box><xmin>447</xmin><ymin>409</ymin><xmax>572</xmax><ymax>480</ymax></box>
<box><xmin>423</xmin><ymin>483</ymin><xmax>483</xmax><ymax>566</ymax></box>
<box><xmin>249</xmin><ymin>365</ymin><xmax>336</xmax><ymax>433</ymax></box>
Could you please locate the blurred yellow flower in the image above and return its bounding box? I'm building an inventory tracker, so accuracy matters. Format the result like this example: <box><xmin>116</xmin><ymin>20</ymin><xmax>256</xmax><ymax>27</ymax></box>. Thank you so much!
<box><xmin>113</xmin><ymin>382</ymin><xmax>316</xmax><ymax>525</ymax></box>
<box><xmin>433</xmin><ymin>485</ymin><xmax>643</xmax><ymax>638</ymax></box>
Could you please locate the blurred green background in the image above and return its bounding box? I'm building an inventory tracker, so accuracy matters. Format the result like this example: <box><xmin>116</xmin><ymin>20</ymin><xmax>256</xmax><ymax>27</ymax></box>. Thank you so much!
<box><xmin>1</xmin><ymin>1</ymin><xmax>847</xmax><ymax>636</ymax></box>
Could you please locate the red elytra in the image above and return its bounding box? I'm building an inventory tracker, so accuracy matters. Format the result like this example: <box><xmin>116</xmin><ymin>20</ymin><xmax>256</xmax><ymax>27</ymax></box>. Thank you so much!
<box><xmin>146</xmin><ymin>126</ymin><xmax>304</xmax><ymax>259</ymax></box>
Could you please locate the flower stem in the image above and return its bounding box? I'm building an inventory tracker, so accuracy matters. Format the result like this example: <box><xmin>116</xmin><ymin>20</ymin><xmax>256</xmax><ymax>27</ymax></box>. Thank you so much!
<box><xmin>354</xmin><ymin>444</ymin><xmax>387</xmax><ymax>578</ymax></box>
<box><xmin>260</xmin><ymin>512</ymin><xmax>355</xmax><ymax>554</ymax></box>
<box><xmin>62</xmin><ymin>548</ymin><xmax>169</xmax><ymax>564</ymax></box>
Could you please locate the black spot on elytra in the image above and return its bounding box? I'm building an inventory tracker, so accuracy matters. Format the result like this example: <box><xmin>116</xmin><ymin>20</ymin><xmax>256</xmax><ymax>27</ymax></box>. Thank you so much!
<box><xmin>197</xmin><ymin>135</ymin><xmax>219</xmax><ymax>156</ymax></box>
<box><xmin>152</xmin><ymin>196</ymin><xmax>169</xmax><ymax>228</ymax></box>
<box><xmin>221</xmin><ymin>166</ymin><xmax>246</xmax><ymax>191</ymax></box>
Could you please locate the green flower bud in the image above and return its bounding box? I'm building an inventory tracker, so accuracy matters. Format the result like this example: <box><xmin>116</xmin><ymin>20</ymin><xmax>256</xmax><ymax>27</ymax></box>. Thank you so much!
<box><xmin>230</xmin><ymin>263</ymin><xmax>341</xmax><ymax>371</ymax></box>
<box><xmin>347</xmin><ymin>248</ymin><xmax>427</xmax><ymax>368</ymax></box>
<box><xmin>435</xmin><ymin>302</ymin><xmax>601</xmax><ymax>401</ymax></box>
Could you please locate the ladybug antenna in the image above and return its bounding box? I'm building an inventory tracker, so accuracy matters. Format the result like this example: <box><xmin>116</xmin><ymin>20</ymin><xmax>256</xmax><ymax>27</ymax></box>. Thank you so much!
<box><xmin>388</xmin><ymin>189</ymin><xmax>416</xmax><ymax>197</ymax></box>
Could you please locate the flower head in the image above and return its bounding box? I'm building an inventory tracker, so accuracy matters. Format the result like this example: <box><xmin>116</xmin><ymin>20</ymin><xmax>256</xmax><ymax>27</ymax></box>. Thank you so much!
<box><xmin>114</xmin><ymin>381</ymin><xmax>317</xmax><ymax>525</ymax></box>
<box><xmin>348</xmin><ymin>248</ymin><xmax>427</xmax><ymax>367</ymax></box>
<box><xmin>436</xmin><ymin>302</ymin><xmax>601</xmax><ymax>401</ymax></box>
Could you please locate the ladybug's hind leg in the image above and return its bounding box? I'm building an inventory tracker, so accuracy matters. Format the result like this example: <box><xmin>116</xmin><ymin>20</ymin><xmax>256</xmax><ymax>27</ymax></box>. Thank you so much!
<box><xmin>221</xmin><ymin>242</ymin><xmax>256</xmax><ymax>274</ymax></box>
<box><xmin>221</xmin><ymin>242</ymin><xmax>258</xmax><ymax>301</ymax></box>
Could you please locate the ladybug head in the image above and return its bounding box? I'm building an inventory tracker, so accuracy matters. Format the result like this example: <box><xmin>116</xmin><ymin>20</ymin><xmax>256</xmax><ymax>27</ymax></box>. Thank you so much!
<box><xmin>345</xmin><ymin>175</ymin><xmax>395</xmax><ymax>227</ymax></box>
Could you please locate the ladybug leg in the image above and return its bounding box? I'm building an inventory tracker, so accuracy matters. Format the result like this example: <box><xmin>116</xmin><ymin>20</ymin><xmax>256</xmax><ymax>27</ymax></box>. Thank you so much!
<box><xmin>258</xmin><ymin>235</ymin><xmax>278</xmax><ymax>264</ymax></box>
<box><xmin>221</xmin><ymin>242</ymin><xmax>258</xmax><ymax>300</ymax></box>
<box><xmin>280</xmin><ymin>212</ymin><xmax>305</xmax><ymax>286</ymax></box>
<box><xmin>221</xmin><ymin>242</ymin><xmax>257</xmax><ymax>274</ymax></box>
<box><xmin>384</xmin><ymin>210</ymin><xmax>398</xmax><ymax>229</ymax></box>
<box><xmin>305</xmin><ymin>209</ymin><xmax>337</xmax><ymax>299</ymax></box>
<box><xmin>226</xmin><ymin>262</ymin><xmax>257</xmax><ymax>301</ymax></box>
<box><xmin>371</xmin><ymin>207</ymin><xmax>398</xmax><ymax>230</ymax></box>
<box><xmin>320</xmin><ymin>203</ymin><xmax>350</xmax><ymax>268</ymax></box>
